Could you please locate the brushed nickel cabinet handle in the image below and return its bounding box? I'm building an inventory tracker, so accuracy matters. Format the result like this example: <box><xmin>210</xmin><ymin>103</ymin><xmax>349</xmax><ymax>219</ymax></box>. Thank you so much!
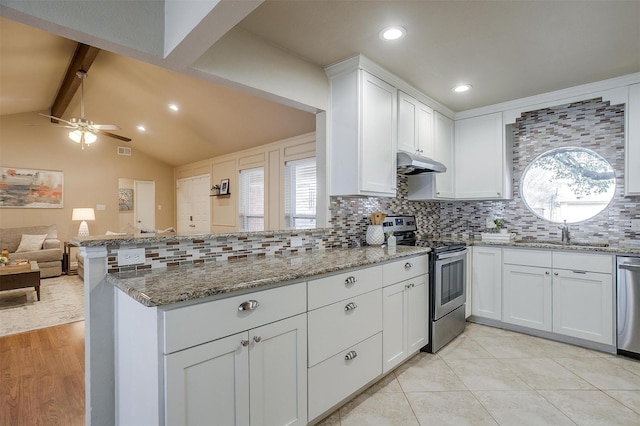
<box><xmin>241</xmin><ymin>339</ymin><xmax>249</xmax><ymax>347</ymax></box>
<box><xmin>238</xmin><ymin>300</ymin><xmax>259</xmax><ymax>311</ymax></box>
<box><xmin>344</xmin><ymin>302</ymin><xmax>358</xmax><ymax>311</ymax></box>
<box><xmin>344</xmin><ymin>276</ymin><xmax>357</xmax><ymax>286</ymax></box>
<box><xmin>404</xmin><ymin>262</ymin><xmax>413</xmax><ymax>270</ymax></box>
<box><xmin>344</xmin><ymin>350</ymin><xmax>357</xmax><ymax>361</ymax></box>
<box><xmin>253</xmin><ymin>336</ymin><xmax>262</xmax><ymax>343</ymax></box>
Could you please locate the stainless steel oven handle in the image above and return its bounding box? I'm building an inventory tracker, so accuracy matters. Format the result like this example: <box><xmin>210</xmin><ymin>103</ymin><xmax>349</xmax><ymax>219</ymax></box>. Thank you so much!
<box><xmin>619</xmin><ymin>263</ymin><xmax>640</xmax><ymax>271</ymax></box>
<box><xmin>436</xmin><ymin>248</ymin><xmax>468</xmax><ymax>260</ymax></box>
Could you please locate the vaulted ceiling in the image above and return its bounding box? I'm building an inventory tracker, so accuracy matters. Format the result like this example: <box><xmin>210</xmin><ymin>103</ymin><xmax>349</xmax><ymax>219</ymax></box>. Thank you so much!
<box><xmin>1</xmin><ymin>1</ymin><xmax>638</xmax><ymax>167</ymax></box>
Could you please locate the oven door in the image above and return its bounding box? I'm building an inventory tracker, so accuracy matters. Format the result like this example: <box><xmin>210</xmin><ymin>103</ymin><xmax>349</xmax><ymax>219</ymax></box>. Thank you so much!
<box><xmin>434</xmin><ymin>248</ymin><xmax>468</xmax><ymax>320</ymax></box>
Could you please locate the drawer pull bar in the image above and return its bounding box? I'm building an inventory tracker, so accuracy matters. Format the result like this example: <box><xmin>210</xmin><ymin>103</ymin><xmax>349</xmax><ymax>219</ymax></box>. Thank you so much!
<box><xmin>344</xmin><ymin>350</ymin><xmax>358</xmax><ymax>361</ymax></box>
<box><xmin>253</xmin><ymin>336</ymin><xmax>262</xmax><ymax>343</ymax></box>
<box><xmin>404</xmin><ymin>262</ymin><xmax>413</xmax><ymax>270</ymax></box>
<box><xmin>238</xmin><ymin>300</ymin><xmax>260</xmax><ymax>311</ymax></box>
<box><xmin>572</xmin><ymin>270</ymin><xmax>587</xmax><ymax>274</ymax></box>
<box><xmin>344</xmin><ymin>302</ymin><xmax>358</xmax><ymax>311</ymax></box>
<box><xmin>241</xmin><ymin>339</ymin><xmax>249</xmax><ymax>347</ymax></box>
<box><xmin>344</xmin><ymin>276</ymin><xmax>357</xmax><ymax>286</ymax></box>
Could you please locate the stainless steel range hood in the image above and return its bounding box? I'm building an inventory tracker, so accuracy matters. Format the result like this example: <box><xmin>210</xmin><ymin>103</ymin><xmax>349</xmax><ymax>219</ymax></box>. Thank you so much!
<box><xmin>397</xmin><ymin>152</ymin><xmax>447</xmax><ymax>175</ymax></box>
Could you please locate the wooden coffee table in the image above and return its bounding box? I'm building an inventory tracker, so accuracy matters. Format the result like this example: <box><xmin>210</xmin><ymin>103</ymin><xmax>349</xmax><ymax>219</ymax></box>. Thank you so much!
<box><xmin>0</xmin><ymin>261</ymin><xmax>41</xmax><ymax>301</ymax></box>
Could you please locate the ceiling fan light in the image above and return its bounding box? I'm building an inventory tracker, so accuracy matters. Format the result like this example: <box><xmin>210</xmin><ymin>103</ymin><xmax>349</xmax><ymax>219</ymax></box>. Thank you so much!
<box><xmin>69</xmin><ymin>130</ymin><xmax>97</xmax><ymax>144</ymax></box>
<box><xmin>84</xmin><ymin>131</ymin><xmax>97</xmax><ymax>144</ymax></box>
<box><xmin>69</xmin><ymin>130</ymin><xmax>82</xmax><ymax>143</ymax></box>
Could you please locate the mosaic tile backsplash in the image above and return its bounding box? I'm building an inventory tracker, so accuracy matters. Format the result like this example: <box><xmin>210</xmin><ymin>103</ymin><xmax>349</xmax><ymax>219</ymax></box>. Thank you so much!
<box><xmin>107</xmin><ymin>97</ymin><xmax>638</xmax><ymax>273</ymax></box>
<box><xmin>330</xmin><ymin>98</ymin><xmax>640</xmax><ymax>247</ymax></box>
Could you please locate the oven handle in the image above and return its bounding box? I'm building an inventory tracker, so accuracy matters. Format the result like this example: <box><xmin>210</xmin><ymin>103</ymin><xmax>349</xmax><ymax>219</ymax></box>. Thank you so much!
<box><xmin>436</xmin><ymin>248</ymin><xmax>468</xmax><ymax>260</ymax></box>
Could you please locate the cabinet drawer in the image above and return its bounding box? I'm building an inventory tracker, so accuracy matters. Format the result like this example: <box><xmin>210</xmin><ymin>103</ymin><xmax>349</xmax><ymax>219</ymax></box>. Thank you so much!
<box><xmin>308</xmin><ymin>265</ymin><xmax>382</xmax><ymax>310</ymax></box>
<box><xmin>308</xmin><ymin>332</ymin><xmax>382</xmax><ymax>422</ymax></box>
<box><xmin>163</xmin><ymin>282</ymin><xmax>306</xmax><ymax>354</ymax></box>
<box><xmin>308</xmin><ymin>289</ymin><xmax>382</xmax><ymax>366</ymax></box>
<box><xmin>382</xmin><ymin>254</ymin><xmax>428</xmax><ymax>286</ymax></box>
<box><xmin>503</xmin><ymin>248</ymin><xmax>552</xmax><ymax>268</ymax></box>
<box><xmin>553</xmin><ymin>252</ymin><xmax>613</xmax><ymax>274</ymax></box>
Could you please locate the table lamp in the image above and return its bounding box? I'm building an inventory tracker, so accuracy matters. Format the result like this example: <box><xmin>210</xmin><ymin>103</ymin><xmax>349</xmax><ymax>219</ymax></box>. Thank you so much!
<box><xmin>72</xmin><ymin>208</ymin><xmax>95</xmax><ymax>237</ymax></box>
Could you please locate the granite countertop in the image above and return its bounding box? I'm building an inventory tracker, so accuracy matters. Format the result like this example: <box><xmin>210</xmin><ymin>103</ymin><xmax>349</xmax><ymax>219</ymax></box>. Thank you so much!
<box><xmin>420</xmin><ymin>237</ymin><xmax>640</xmax><ymax>255</ymax></box>
<box><xmin>106</xmin><ymin>246</ymin><xmax>430</xmax><ymax>308</ymax></box>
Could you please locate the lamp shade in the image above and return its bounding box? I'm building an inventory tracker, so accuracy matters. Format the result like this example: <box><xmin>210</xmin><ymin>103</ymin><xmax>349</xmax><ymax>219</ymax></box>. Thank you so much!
<box><xmin>69</xmin><ymin>130</ymin><xmax>97</xmax><ymax>144</ymax></box>
<box><xmin>72</xmin><ymin>208</ymin><xmax>95</xmax><ymax>221</ymax></box>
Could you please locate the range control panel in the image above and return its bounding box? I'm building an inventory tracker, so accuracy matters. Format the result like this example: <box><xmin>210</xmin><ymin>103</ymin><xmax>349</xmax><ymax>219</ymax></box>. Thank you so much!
<box><xmin>382</xmin><ymin>215</ymin><xmax>417</xmax><ymax>233</ymax></box>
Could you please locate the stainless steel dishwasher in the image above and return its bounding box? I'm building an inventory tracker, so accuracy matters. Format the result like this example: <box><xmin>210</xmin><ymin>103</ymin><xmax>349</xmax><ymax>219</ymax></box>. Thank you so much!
<box><xmin>617</xmin><ymin>256</ymin><xmax>640</xmax><ymax>359</ymax></box>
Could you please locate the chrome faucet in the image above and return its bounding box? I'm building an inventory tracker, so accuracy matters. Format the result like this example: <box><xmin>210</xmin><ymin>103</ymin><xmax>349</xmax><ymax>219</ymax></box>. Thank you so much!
<box><xmin>559</xmin><ymin>220</ymin><xmax>571</xmax><ymax>244</ymax></box>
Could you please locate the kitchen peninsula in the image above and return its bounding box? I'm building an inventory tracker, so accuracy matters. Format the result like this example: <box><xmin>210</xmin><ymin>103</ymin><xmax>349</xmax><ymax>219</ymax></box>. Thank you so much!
<box><xmin>72</xmin><ymin>230</ymin><xmax>430</xmax><ymax>425</ymax></box>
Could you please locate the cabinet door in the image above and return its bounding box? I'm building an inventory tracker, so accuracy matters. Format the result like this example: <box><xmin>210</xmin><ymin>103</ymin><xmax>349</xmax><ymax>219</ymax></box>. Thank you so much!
<box><xmin>626</xmin><ymin>83</ymin><xmax>640</xmax><ymax>195</ymax></box>
<box><xmin>406</xmin><ymin>274</ymin><xmax>429</xmax><ymax>353</ymax></box>
<box><xmin>471</xmin><ymin>247</ymin><xmax>502</xmax><ymax>320</ymax></box>
<box><xmin>552</xmin><ymin>270</ymin><xmax>614</xmax><ymax>345</ymax></box>
<box><xmin>165</xmin><ymin>332</ymin><xmax>249</xmax><ymax>426</ymax></box>
<box><xmin>416</xmin><ymin>102</ymin><xmax>434</xmax><ymax>158</ymax></box>
<box><xmin>382</xmin><ymin>281</ymin><xmax>407</xmax><ymax>373</ymax></box>
<box><xmin>454</xmin><ymin>112</ymin><xmax>505</xmax><ymax>199</ymax></box>
<box><xmin>433</xmin><ymin>112</ymin><xmax>455</xmax><ymax>198</ymax></box>
<box><xmin>249</xmin><ymin>314</ymin><xmax>307</xmax><ymax>426</ymax></box>
<box><xmin>503</xmin><ymin>265</ymin><xmax>552</xmax><ymax>331</ymax></box>
<box><xmin>360</xmin><ymin>71</ymin><xmax>397</xmax><ymax>195</ymax></box>
<box><xmin>397</xmin><ymin>91</ymin><xmax>418</xmax><ymax>153</ymax></box>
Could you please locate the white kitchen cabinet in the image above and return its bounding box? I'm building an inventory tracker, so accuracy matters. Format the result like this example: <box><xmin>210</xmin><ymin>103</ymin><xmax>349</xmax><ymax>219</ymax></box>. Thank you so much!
<box><xmin>405</xmin><ymin>112</ymin><xmax>455</xmax><ymax>201</ymax></box>
<box><xmin>398</xmin><ymin>91</ymin><xmax>434</xmax><ymax>158</ymax></box>
<box><xmin>454</xmin><ymin>112</ymin><xmax>511</xmax><ymax>199</ymax></box>
<box><xmin>490</xmin><ymin>248</ymin><xmax>614</xmax><ymax>346</ymax></box>
<box><xmin>433</xmin><ymin>111</ymin><xmax>455</xmax><ymax>199</ymax></box>
<box><xmin>327</xmin><ymin>67</ymin><xmax>397</xmax><ymax>196</ymax></box>
<box><xmin>165</xmin><ymin>314</ymin><xmax>307</xmax><ymax>426</ymax></box>
<box><xmin>382</xmin><ymin>274</ymin><xmax>428</xmax><ymax>373</ymax></box>
<box><xmin>471</xmin><ymin>246</ymin><xmax>502</xmax><ymax>320</ymax></box>
<box><xmin>551</xmin><ymin>251</ymin><xmax>614</xmax><ymax>345</ymax></box>
<box><xmin>626</xmin><ymin>83</ymin><xmax>640</xmax><ymax>195</ymax></box>
<box><xmin>503</xmin><ymin>264</ymin><xmax>552</xmax><ymax>331</ymax></box>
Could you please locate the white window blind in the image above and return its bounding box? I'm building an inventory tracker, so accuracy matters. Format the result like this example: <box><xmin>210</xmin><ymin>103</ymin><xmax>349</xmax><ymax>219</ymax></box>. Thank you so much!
<box><xmin>285</xmin><ymin>158</ymin><xmax>316</xmax><ymax>229</ymax></box>
<box><xmin>238</xmin><ymin>167</ymin><xmax>264</xmax><ymax>231</ymax></box>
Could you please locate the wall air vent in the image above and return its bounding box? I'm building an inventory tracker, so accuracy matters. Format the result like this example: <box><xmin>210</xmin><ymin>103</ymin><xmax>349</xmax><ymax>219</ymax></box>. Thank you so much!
<box><xmin>117</xmin><ymin>146</ymin><xmax>132</xmax><ymax>156</ymax></box>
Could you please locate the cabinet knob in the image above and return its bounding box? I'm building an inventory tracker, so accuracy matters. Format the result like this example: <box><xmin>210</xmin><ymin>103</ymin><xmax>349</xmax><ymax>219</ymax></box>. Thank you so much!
<box><xmin>554</xmin><ymin>272</ymin><xmax>559</xmax><ymax>276</ymax></box>
<box><xmin>344</xmin><ymin>350</ymin><xmax>358</xmax><ymax>361</ymax></box>
<box><xmin>497</xmin><ymin>192</ymin><xmax>501</xmax><ymax>196</ymax></box>
<box><xmin>545</xmin><ymin>271</ymin><xmax>550</xmax><ymax>275</ymax></box>
<box><xmin>344</xmin><ymin>302</ymin><xmax>358</xmax><ymax>311</ymax></box>
<box><xmin>241</xmin><ymin>339</ymin><xmax>249</xmax><ymax>347</ymax></box>
<box><xmin>404</xmin><ymin>262</ymin><xmax>413</xmax><ymax>270</ymax></box>
<box><xmin>238</xmin><ymin>300</ymin><xmax>259</xmax><ymax>311</ymax></box>
<box><xmin>344</xmin><ymin>276</ymin><xmax>357</xmax><ymax>286</ymax></box>
<box><xmin>253</xmin><ymin>336</ymin><xmax>262</xmax><ymax>343</ymax></box>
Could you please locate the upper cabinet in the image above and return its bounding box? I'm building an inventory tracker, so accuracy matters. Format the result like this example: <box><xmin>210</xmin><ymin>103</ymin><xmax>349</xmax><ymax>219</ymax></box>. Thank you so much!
<box><xmin>433</xmin><ymin>112</ymin><xmax>455</xmax><ymax>198</ymax></box>
<box><xmin>626</xmin><ymin>83</ymin><xmax>640</xmax><ymax>195</ymax></box>
<box><xmin>454</xmin><ymin>112</ymin><xmax>512</xmax><ymax>200</ymax></box>
<box><xmin>327</xmin><ymin>66</ymin><xmax>397</xmax><ymax>197</ymax></box>
<box><xmin>397</xmin><ymin>91</ymin><xmax>434</xmax><ymax>158</ymax></box>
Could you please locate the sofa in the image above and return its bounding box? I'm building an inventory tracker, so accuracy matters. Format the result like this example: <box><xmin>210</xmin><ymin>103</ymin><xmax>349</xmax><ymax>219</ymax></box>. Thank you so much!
<box><xmin>0</xmin><ymin>224</ymin><xmax>63</xmax><ymax>278</ymax></box>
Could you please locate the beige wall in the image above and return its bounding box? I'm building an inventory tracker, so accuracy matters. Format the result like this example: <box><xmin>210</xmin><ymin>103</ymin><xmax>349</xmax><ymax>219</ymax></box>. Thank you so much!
<box><xmin>0</xmin><ymin>113</ymin><xmax>175</xmax><ymax>242</ymax></box>
<box><xmin>175</xmin><ymin>132</ymin><xmax>316</xmax><ymax>233</ymax></box>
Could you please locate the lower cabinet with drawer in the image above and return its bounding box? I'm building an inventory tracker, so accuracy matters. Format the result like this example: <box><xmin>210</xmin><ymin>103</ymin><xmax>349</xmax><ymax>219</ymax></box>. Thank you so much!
<box><xmin>501</xmin><ymin>248</ymin><xmax>614</xmax><ymax>345</ymax></box>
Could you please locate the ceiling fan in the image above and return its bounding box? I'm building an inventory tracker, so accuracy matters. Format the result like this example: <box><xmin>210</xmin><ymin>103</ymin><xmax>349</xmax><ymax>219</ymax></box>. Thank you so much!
<box><xmin>40</xmin><ymin>69</ymin><xmax>131</xmax><ymax>149</ymax></box>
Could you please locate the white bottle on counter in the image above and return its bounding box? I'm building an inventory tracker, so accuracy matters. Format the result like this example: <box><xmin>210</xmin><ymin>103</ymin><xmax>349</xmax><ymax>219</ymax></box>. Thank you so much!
<box><xmin>387</xmin><ymin>234</ymin><xmax>396</xmax><ymax>248</ymax></box>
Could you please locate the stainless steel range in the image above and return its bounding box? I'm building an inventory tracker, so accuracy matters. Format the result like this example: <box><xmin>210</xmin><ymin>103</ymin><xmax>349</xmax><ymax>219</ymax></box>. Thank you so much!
<box><xmin>383</xmin><ymin>215</ymin><xmax>468</xmax><ymax>353</ymax></box>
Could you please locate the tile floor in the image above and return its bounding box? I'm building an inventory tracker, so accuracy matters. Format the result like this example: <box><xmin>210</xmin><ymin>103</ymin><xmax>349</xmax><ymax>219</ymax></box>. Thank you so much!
<box><xmin>316</xmin><ymin>323</ymin><xmax>640</xmax><ymax>425</ymax></box>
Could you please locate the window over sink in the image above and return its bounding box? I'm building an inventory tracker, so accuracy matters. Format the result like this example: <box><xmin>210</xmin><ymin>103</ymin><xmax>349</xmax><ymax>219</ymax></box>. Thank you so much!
<box><xmin>521</xmin><ymin>147</ymin><xmax>616</xmax><ymax>223</ymax></box>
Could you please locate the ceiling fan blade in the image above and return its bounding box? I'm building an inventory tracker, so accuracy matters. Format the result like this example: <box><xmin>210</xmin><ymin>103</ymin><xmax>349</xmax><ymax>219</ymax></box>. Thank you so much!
<box><xmin>38</xmin><ymin>113</ymin><xmax>76</xmax><ymax>126</ymax></box>
<box><xmin>96</xmin><ymin>129</ymin><xmax>131</xmax><ymax>142</ymax></box>
<box><xmin>93</xmin><ymin>124</ymin><xmax>121</xmax><ymax>130</ymax></box>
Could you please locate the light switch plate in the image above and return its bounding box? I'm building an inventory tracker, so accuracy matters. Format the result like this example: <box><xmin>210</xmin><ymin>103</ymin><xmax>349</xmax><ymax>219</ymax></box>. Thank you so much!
<box><xmin>118</xmin><ymin>248</ymin><xmax>145</xmax><ymax>266</ymax></box>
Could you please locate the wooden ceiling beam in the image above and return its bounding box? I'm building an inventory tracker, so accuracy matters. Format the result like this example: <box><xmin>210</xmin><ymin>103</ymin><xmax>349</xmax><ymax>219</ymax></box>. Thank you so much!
<box><xmin>50</xmin><ymin>43</ymin><xmax>100</xmax><ymax>122</ymax></box>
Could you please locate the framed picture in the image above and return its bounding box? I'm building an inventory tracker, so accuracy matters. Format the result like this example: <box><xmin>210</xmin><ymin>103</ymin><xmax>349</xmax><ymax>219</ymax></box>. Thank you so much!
<box><xmin>118</xmin><ymin>188</ymin><xmax>134</xmax><ymax>211</ymax></box>
<box><xmin>220</xmin><ymin>178</ymin><xmax>230</xmax><ymax>195</ymax></box>
<box><xmin>0</xmin><ymin>167</ymin><xmax>63</xmax><ymax>208</ymax></box>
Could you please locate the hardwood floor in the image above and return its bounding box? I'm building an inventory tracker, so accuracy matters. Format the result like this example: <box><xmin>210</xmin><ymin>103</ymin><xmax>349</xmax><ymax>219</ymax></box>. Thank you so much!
<box><xmin>0</xmin><ymin>321</ymin><xmax>85</xmax><ymax>426</ymax></box>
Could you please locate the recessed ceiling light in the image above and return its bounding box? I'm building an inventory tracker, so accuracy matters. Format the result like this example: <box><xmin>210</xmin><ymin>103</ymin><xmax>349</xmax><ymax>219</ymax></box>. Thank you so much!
<box><xmin>168</xmin><ymin>104</ymin><xmax>179</xmax><ymax>112</ymax></box>
<box><xmin>136</xmin><ymin>125</ymin><xmax>146</xmax><ymax>132</ymax></box>
<box><xmin>452</xmin><ymin>84</ymin><xmax>472</xmax><ymax>93</ymax></box>
<box><xmin>379</xmin><ymin>26</ymin><xmax>406</xmax><ymax>41</ymax></box>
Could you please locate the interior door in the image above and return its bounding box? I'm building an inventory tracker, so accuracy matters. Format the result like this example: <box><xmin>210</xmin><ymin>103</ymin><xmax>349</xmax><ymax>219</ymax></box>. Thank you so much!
<box><xmin>177</xmin><ymin>175</ymin><xmax>211</xmax><ymax>234</ymax></box>
<box><xmin>134</xmin><ymin>180</ymin><xmax>155</xmax><ymax>230</ymax></box>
